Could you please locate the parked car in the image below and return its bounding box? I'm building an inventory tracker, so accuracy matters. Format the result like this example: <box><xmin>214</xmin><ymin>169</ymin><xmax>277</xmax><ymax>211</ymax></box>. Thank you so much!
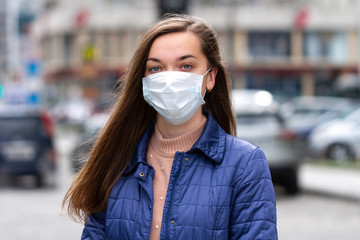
<box><xmin>50</xmin><ymin>98</ymin><xmax>94</xmax><ymax>126</ymax></box>
<box><xmin>71</xmin><ymin>112</ymin><xmax>108</xmax><ymax>172</ymax></box>
<box><xmin>309</xmin><ymin>107</ymin><xmax>360</xmax><ymax>162</ymax></box>
<box><xmin>0</xmin><ymin>104</ymin><xmax>57</xmax><ymax>187</ymax></box>
<box><xmin>232</xmin><ymin>89</ymin><xmax>300</xmax><ymax>194</ymax></box>
<box><xmin>280</xmin><ymin>96</ymin><xmax>356</xmax><ymax>137</ymax></box>
<box><xmin>280</xmin><ymin>96</ymin><xmax>357</xmax><ymax>156</ymax></box>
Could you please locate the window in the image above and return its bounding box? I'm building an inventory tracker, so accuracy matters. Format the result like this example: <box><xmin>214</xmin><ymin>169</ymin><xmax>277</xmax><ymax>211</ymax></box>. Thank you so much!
<box><xmin>245</xmin><ymin>72</ymin><xmax>301</xmax><ymax>99</ymax></box>
<box><xmin>303</xmin><ymin>31</ymin><xmax>347</xmax><ymax>64</ymax></box>
<box><xmin>248</xmin><ymin>31</ymin><xmax>291</xmax><ymax>61</ymax></box>
<box><xmin>42</xmin><ymin>36</ymin><xmax>52</xmax><ymax>62</ymax></box>
<box><xmin>103</xmin><ymin>32</ymin><xmax>110</xmax><ymax>59</ymax></box>
<box><xmin>64</xmin><ymin>33</ymin><xmax>73</xmax><ymax>65</ymax></box>
<box><xmin>118</xmin><ymin>31</ymin><xmax>126</xmax><ymax>58</ymax></box>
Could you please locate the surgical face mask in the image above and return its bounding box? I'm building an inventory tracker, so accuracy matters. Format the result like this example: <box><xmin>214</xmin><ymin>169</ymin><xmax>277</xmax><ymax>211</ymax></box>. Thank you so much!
<box><xmin>142</xmin><ymin>68</ymin><xmax>211</xmax><ymax>125</ymax></box>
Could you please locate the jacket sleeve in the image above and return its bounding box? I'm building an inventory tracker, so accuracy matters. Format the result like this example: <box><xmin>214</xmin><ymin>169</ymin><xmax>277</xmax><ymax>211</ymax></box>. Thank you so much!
<box><xmin>230</xmin><ymin>148</ymin><xmax>278</xmax><ymax>240</ymax></box>
<box><xmin>81</xmin><ymin>212</ymin><xmax>106</xmax><ymax>240</ymax></box>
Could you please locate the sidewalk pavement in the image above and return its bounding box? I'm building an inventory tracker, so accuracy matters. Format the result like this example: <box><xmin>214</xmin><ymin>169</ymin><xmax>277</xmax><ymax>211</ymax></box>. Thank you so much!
<box><xmin>299</xmin><ymin>163</ymin><xmax>360</xmax><ymax>202</ymax></box>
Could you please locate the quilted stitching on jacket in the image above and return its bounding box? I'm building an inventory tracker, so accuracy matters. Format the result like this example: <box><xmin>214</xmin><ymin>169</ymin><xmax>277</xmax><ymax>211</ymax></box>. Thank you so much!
<box><xmin>82</xmin><ymin>114</ymin><xmax>277</xmax><ymax>240</ymax></box>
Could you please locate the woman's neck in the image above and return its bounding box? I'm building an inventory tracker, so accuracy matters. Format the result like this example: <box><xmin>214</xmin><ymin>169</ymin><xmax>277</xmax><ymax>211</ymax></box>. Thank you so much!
<box><xmin>156</xmin><ymin>108</ymin><xmax>205</xmax><ymax>139</ymax></box>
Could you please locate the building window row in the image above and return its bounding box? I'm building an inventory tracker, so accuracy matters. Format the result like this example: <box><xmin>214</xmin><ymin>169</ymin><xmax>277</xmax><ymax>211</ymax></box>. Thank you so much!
<box><xmin>304</xmin><ymin>31</ymin><xmax>347</xmax><ymax>64</ymax></box>
<box><xmin>40</xmin><ymin>28</ymin><xmax>352</xmax><ymax>69</ymax></box>
<box><xmin>248</xmin><ymin>31</ymin><xmax>291</xmax><ymax>60</ymax></box>
<box><xmin>41</xmin><ymin>30</ymin><xmax>139</xmax><ymax>68</ymax></box>
<box><xmin>247</xmin><ymin>30</ymin><xmax>348</xmax><ymax>64</ymax></box>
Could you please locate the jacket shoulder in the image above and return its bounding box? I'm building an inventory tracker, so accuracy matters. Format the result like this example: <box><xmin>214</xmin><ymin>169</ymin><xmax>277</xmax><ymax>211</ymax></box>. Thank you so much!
<box><xmin>223</xmin><ymin>133</ymin><xmax>264</xmax><ymax>165</ymax></box>
<box><xmin>225</xmin><ymin>134</ymin><xmax>259</xmax><ymax>153</ymax></box>
<box><xmin>221</xmin><ymin>133</ymin><xmax>272</xmax><ymax>184</ymax></box>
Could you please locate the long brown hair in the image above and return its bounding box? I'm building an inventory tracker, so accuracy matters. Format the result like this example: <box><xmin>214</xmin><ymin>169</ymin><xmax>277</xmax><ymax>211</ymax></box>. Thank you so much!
<box><xmin>63</xmin><ymin>14</ymin><xmax>236</xmax><ymax>222</ymax></box>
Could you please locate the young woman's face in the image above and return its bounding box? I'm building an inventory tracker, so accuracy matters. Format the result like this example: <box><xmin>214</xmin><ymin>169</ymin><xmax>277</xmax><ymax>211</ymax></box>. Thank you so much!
<box><xmin>145</xmin><ymin>31</ymin><xmax>208</xmax><ymax>75</ymax></box>
<box><xmin>145</xmin><ymin>31</ymin><xmax>215</xmax><ymax>93</ymax></box>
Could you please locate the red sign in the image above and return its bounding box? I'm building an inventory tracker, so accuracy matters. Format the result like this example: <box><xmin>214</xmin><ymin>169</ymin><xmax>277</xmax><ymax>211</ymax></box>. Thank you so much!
<box><xmin>294</xmin><ymin>8</ymin><xmax>309</xmax><ymax>29</ymax></box>
<box><xmin>75</xmin><ymin>9</ymin><xmax>89</xmax><ymax>29</ymax></box>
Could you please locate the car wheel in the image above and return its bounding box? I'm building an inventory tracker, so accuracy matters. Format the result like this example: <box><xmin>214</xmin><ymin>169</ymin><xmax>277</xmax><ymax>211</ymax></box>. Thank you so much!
<box><xmin>284</xmin><ymin>169</ymin><xmax>299</xmax><ymax>195</ymax></box>
<box><xmin>35</xmin><ymin>172</ymin><xmax>56</xmax><ymax>189</ymax></box>
<box><xmin>327</xmin><ymin>144</ymin><xmax>355</xmax><ymax>162</ymax></box>
<box><xmin>35</xmin><ymin>174</ymin><xmax>44</xmax><ymax>188</ymax></box>
<box><xmin>271</xmin><ymin>167</ymin><xmax>299</xmax><ymax>195</ymax></box>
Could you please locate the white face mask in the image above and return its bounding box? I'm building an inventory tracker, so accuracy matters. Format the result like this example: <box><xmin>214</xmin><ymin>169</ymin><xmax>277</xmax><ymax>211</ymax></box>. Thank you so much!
<box><xmin>142</xmin><ymin>68</ymin><xmax>211</xmax><ymax>125</ymax></box>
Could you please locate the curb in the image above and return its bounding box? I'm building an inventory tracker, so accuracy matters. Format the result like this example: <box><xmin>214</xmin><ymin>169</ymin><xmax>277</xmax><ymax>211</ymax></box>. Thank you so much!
<box><xmin>299</xmin><ymin>164</ymin><xmax>360</xmax><ymax>202</ymax></box>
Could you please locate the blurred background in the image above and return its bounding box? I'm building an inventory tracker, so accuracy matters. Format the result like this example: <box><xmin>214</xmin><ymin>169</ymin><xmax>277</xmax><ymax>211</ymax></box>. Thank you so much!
<box><xmin>1</xmin><ymin>0</ymin><xmax>360</xmax><ymax>239</ymax></box>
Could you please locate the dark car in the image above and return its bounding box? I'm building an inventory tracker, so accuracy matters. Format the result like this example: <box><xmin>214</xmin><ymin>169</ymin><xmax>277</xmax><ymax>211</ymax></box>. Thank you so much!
<box><xmin>0</xmin><ymin>104</ymin><xmax>57</xmax><ymax>187</ymax></box>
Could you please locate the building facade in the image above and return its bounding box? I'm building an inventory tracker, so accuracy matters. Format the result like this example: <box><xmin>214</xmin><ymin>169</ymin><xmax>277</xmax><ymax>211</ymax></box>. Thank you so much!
<box><xmin>191</xmin><ymin>0</ymin><xmax>360</xmax><ymax>99</ymax></box>
<box><xmin>33</xmin><ymin>0</ymin><xmax>155</xmax><ymax>104</ymax></box>
<box><xmin>0</xmin><ymin>0</ymin><xmax>45</xmax><ymax>104</ymax></box>
<box><xmin>0</xmin><ymin>0</ymin><xmax>6</xmax><ymax>80</ymax></box>
<box><xmin>32</xmin><ymin>0</ymin><xmax>360</xmax><ymax>103</ymax></box>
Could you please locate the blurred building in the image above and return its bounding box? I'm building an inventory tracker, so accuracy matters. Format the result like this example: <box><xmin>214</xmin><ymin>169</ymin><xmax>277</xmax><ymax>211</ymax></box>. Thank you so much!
<box><xmin>191</xmin><ymin>0</ymin><xmax>360</xmax><ymax>99</ymax></box>
<box><xmin>32</xmin><ymin>0</ymin><xmax>156</xmax><ymax>105</ymax></box>
<box><xmin>0</xmin><ymin>0</ymin><xmax>17</xmax><ymax>83</ymax></box>
<box><xmin>32</xmin><ymin>0</ymin><xmax>360</xmax><ymax>103</ymax></box>
<box><xmin>0</xmin><ymin>0</ymin><xmax>44</xmax><ymax>104</ymax></box>
<box><xmin>0</xmin><ymin>0</ymin><xmax>6</xmax><ymax>78</ymax></box>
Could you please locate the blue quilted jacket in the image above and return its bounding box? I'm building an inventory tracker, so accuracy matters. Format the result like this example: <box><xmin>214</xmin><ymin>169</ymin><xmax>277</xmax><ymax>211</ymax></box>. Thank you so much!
<box><xmin>82</xmin><ymin>114</ymin><xmax>278</xmax><ymax>240</ymax></box>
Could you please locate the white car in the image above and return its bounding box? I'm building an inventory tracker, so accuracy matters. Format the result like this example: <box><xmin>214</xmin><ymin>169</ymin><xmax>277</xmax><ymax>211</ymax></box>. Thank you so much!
<box><xmin>309</xmin><ymin>108</ymin><xmax>360</xmax><ymax>162</ymax></box>
<box><xmin>280</xmin><ymin>96</ymin><xmax>357</xmax><ymax>158</ymax></box>
<box><xmin>280</xmin><ymin>96</ymin><xmax>356</xmax><ymax>138</ymax></box>
<box><xmin>232</xmin><ymin>89</ymin><xmax>301</xmax><ymax>194</ymax></box>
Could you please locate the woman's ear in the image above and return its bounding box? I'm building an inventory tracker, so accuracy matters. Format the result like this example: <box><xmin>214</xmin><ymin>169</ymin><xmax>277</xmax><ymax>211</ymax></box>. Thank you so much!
<box><xmin>207</xmin><ymin>67</ymin><xmax>218</xmax><ymax>91</ymax></box>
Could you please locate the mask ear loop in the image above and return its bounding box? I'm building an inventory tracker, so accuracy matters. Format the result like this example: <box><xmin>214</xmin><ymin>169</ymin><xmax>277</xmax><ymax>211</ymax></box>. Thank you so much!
<box><xmin>202</xmin><ymin>67</ymin><xmax>213</xmax><ymax>99</ymax></box>
<box><xmin>204</xmin><ymin>67</ymin><xmax>212</xmax><ymax>76</ymax></box>
<box><xmin>204</xmin><ymin>67</ymin><xmax>213</xmax><ymax>93</ymax></box>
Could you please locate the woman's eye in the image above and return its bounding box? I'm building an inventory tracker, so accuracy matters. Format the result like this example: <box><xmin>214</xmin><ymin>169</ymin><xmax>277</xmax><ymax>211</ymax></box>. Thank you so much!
<box><xmin>181</xmin><ymin>64</ymin><xmax>192</xmax><ymax>70</ymax></box>
<box><xmin>149</xmin><ymin>66</ymin><xmax>161</xmax><ymax>72</ymax></box>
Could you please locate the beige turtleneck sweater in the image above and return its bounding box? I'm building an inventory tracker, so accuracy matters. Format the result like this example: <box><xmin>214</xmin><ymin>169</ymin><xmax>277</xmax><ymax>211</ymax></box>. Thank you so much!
<box><xmin>147</xmin><ymin>115</ymin><xmax>207</xmax><ymax>240</ymax></box>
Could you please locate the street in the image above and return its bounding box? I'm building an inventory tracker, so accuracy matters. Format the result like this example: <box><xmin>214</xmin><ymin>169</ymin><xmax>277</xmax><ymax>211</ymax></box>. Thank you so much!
<box><xmin>0</xmin><ymin>130</ymin><xmax>360</xmax><ymax>240</ymax></box>
<box><xmin>0</xmin><ymin>131</ymin><xmax>83</xmax><ymax>240</ymax></box>
<box><xmin>277</xmin><ymin>192</ymin><xmax>360</xmax><ymax>240</ymax></box>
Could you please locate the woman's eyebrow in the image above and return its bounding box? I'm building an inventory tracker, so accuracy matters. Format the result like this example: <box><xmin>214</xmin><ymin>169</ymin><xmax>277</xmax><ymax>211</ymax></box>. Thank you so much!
<box><xmin>178</xmin><ymin>54</ymin><xmax>197</xmax><ymax>61</ymax></box>
<box><xmin>147</xmin><ymin>55</ymin><xmax>197</xmax><ymax>63</ymax></box>
<box><xmin>147</xmin><ymin>57</ymin><xmax>161</xmax><ymax>63</ymax></box>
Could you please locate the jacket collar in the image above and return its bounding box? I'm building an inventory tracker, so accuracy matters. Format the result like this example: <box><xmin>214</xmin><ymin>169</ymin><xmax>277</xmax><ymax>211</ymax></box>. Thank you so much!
<box><xmin>124</xmin><ymin>123</ymin><xmax>154</xmax><ymax>175</ymax></box>
<box><xmin>190</xmin><ymin>112</ymin><xmax>226</xmax><ymax>164</ymax></box>
<box><xmin>124</xmin><ymin>112</ymin><xmax>226</xmax><ymax>174</ymax></box>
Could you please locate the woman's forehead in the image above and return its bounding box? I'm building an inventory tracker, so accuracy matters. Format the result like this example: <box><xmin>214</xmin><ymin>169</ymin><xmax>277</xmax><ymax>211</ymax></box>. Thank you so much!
<box><xmin>148</xmin><ymin>32</ymin><xmax>204</xmax><ymax>61</ymax></box>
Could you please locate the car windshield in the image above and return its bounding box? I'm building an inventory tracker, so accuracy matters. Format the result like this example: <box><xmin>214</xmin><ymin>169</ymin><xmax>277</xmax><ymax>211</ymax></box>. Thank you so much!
<box><xmin>236</xmin><ymin>113</ymin><xmax>282</xmax><ymax>139</ymax></box>
<box><xmin>290</xmin><ymin>109</ymin><xmax>327</xmax><ymax>120</ymax></box>
<box><xmin>0</xmin><ymin>117</ymin><xmax>45</xmax><ymax>140</ymax></box>
<box><xmin>237</xmin><ymin>114</ymin><xmax>279</xmax><ymax>126</ymax></box>
<box><xmin>344</xmin><ymin>108</ymin><xmax>360</xmax><ymax>122</ymax></box>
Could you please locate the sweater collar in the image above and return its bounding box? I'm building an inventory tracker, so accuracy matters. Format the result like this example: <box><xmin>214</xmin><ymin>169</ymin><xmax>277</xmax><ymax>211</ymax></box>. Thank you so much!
<box><xmin>125</xmin><ymin>112</ymin><xmax>226</xmax><ymax>174</ymax></box>
<box><xmin>149</xmin><ymin>116</ymin><xmax>207</xmax><ymax>158</ymax></box>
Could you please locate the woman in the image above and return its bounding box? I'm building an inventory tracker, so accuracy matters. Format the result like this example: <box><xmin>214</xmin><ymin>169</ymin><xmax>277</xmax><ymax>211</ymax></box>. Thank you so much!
<box><xmin>63</xmin><ymin>14</ymin><xmax>277</xmax><ymax>239</ymax></box>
